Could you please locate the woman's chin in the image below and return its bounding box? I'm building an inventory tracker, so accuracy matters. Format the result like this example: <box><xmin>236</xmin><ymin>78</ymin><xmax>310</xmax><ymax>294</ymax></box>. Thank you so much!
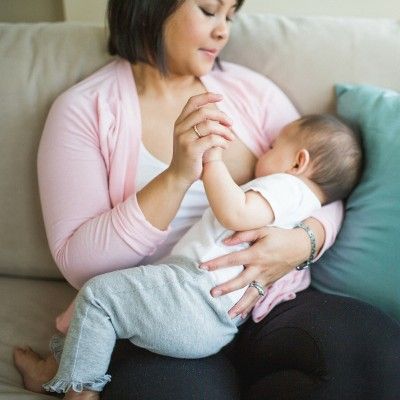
<box><xmin>192</xmin><ymin>56</ymin><xmax>217</xmax><ymax>76</ymax></box>
<box><xmin>194</xmin><ymin>63</ymin><xmax>216</xmax><ymax>77</ymax></box>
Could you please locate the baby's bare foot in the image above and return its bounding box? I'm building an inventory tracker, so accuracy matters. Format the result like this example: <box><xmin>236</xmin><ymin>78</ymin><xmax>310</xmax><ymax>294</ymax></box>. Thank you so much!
<box><xmin>13</xmin><ymin>346</ymin><xmax>58</xmax><ymax>393</ymax></box>
<box><xmin>64</xmin><ymin>389</ymin><xmax>100</xmax><ymax>400</ymax></box>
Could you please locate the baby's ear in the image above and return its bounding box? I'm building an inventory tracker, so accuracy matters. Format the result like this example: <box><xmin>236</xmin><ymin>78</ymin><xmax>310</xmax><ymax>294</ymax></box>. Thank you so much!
<box><xmin>288</xmin><ymin>149</ymin><xmax>310</xmax><ymax>175</ymax></box>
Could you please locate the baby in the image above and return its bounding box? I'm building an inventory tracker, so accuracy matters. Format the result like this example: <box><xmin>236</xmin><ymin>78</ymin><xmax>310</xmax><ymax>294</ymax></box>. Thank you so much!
<box><xmin>15</xmin><ymin>114</ymin><xmax>362</xmax><ymax>399</ymax></box>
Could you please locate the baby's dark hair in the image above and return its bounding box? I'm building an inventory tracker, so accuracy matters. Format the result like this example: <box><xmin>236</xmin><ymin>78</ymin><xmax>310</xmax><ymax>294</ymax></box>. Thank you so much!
<box><xmin>295</xmin><ymin>114</ymin><xmax>363</xmax><ymax>204</ymax></box>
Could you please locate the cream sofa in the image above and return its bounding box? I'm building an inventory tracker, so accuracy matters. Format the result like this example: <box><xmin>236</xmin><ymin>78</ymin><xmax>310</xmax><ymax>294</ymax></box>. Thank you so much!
<box><xmin>0</xmin><ymin>14</ymin><xmax>400</xmax><ymax>399</ymax></box>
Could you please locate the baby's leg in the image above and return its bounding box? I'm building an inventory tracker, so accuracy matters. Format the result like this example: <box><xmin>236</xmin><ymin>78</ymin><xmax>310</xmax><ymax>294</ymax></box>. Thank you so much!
<box><xmin>42</xmin><ymin>273</ymin><xmax>121</xmax><ymax>394</ymax></box>
<box><xmin>42</xmin><ymin>265</ymin><xmax>177</xmax><ymax>395</ymax></box>
<box><xmin>44</xmin><ymin>257</ymin><xmax>238</xmax><ymax>395</ymax></box>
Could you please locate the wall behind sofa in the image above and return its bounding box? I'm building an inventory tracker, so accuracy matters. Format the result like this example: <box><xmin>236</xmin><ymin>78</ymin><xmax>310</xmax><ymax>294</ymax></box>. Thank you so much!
<box><xmin>1</xmin><ymin>0</ymin><xmax>399</xmax><ymax>24</ymax></box>
<box><xmin>63</xmin><ymin>0</ymin><xmax>400</xmax><ymax>22</ymax></box>
<box><xmin>0</xmin><ymin>0</ymin><xmax>64</xmax><ymax>22</ymax></box>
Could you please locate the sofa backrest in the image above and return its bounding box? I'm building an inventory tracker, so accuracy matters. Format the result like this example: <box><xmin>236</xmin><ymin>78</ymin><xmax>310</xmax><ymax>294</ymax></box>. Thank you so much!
<box><xmin>0</xmin><ymin>15</ymin><xmax>399</xmax><ymax>279</ymax></box>
<box><xmin>0</xmin><ymin>23</ymin><xmax>112</xmax><ymax>279</ymax></box>
<box><xmin>222</xmin><ymin>14</ymin><xmax>400</xmax><ymax>114</ymax></box>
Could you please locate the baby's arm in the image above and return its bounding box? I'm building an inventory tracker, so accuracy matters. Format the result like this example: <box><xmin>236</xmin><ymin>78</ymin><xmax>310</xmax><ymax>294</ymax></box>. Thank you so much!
<box><xmin>202</xmin><ymin>158</ymin><xmax>274</xmax><ymax>231</ymax></box>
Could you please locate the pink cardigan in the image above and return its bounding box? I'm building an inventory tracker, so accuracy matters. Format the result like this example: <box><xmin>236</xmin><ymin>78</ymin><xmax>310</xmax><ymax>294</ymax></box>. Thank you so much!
<box><xmin>38</xmin><ymin>59</ymin><xmax>343</xmax><ymax>329</ymax></box>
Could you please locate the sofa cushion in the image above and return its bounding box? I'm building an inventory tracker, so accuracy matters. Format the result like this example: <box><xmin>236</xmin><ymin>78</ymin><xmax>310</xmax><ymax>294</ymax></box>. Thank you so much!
<box><xmin>312</xmin><ymin>84</ymin><xmax>400</xmax><ymax>321</ymax></box>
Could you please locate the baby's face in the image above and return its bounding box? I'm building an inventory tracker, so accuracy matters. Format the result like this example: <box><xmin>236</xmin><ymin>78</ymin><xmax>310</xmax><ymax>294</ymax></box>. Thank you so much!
<box><xmin>255</xmin><ymin>122</ymin><xmax>300</xmax><ymax>178</ymax></box>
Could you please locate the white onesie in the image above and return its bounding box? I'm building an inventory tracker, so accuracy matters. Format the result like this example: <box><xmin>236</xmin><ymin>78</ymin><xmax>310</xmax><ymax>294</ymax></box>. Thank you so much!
<box><xmin>171</xmin><ymin>173</ymin><xmax>321</xmax><ymax>306</ymax></box>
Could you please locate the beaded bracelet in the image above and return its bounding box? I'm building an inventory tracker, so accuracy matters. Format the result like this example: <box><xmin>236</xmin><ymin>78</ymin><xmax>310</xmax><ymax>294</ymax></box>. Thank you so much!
<box><xmin>294</xmin><ymin>222</ymin><xmax>317</xmax><ymax>271</ymax></box>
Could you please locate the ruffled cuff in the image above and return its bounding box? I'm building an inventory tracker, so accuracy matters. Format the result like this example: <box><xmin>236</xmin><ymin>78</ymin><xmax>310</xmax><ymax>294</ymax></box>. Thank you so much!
<box><xmin>43</xmin><ymin>374</ymin><xmax>111</xmax><ymax>394</ymax></box>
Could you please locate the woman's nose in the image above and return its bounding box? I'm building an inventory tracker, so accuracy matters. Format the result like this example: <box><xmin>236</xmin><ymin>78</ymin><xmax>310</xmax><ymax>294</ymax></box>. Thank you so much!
<box><xmin>212</xmin><ymin>18</ymin><xmax>229</xmax><ymax>41</ymax></box>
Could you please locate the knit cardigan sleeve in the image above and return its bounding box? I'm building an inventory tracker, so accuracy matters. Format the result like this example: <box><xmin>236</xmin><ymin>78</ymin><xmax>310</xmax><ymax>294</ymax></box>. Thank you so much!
<box><xmin>38</xmin><ymin>67</ymin><xmax>169</xmax><ymax>290</ymax></box>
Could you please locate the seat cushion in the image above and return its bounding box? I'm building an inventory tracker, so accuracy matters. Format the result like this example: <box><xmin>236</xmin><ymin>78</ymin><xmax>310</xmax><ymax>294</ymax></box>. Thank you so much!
<box><xmin>0</xmin><ymin>277</ymin><xmax>75</xmax><ymax>398</ymax></box>
<box><xmin>312</xmin><ymin>84</ymin><xmax>400</xmax><ymax>321</ymax></box>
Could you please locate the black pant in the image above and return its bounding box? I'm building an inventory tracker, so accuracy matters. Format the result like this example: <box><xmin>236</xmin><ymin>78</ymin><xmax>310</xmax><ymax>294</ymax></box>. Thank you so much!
<box><xmin>101</xmin><ymin>288</ymin><xmax>400</xmax><ymax>400</ymax></box>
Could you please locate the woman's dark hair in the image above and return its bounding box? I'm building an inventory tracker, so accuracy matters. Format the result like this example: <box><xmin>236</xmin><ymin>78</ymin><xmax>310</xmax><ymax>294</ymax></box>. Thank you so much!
<box><xmin>107</xmin><ymin>0</ymin><xmax>245</xmax><ymax>75</ymax></box>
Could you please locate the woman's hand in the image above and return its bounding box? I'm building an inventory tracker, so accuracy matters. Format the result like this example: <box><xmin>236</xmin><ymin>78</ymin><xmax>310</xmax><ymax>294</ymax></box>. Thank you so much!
<box><xmin>167</xmin><ymin>92</ymin><xmax>234</xmax><ymax>186</ymax></box>
<box><xmin>199</xmin><ymin>220</ymin><xmax>324</xmax><ymax>319</ymax></box>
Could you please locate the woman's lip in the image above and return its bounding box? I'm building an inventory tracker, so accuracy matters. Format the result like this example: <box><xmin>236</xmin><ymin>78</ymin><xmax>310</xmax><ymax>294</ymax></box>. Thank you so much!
<box><xmin>199</xmin><ymin>48</ymin><xmax>218</xmax><ymax>57</ymax></box>
<box><xmin>201</xmin><ymin>48</ymin><xmax>217</xmax><ymax>53</ymax></box>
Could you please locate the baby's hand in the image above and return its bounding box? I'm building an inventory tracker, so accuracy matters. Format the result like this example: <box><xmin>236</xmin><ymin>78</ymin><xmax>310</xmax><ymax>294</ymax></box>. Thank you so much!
<box><xmin>202</xmin><ymin>147</ymin><xmax>224</xmax><ymax>164</ymax></box>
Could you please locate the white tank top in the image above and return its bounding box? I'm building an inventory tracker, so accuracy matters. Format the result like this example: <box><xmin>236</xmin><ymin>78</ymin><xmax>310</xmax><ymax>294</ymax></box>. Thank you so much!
<box><xmin>136</xmin><ymin>142</ymin><xmax>209</xmax><ymax>265</ymax></box>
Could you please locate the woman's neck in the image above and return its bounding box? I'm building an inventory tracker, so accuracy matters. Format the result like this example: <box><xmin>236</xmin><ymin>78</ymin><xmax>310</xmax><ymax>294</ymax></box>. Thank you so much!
<box><xmin>131</xmin><ymin>63</ymin><xmax>199</xmax><ymax>99</ymax></box>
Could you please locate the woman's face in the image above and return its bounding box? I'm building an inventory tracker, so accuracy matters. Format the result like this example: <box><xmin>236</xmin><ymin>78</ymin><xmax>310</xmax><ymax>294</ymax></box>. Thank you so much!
<box><xmin>164</xmin><ymin>0</ymin><xmax>238</xmax><ymax>77</ymax></box>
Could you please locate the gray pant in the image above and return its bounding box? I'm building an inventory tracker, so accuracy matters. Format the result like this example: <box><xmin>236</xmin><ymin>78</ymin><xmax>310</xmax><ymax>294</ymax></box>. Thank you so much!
<box><xmin>43</xmin><ymin>256</ymin><xmax>240</xmax><ymax>394</ymax></box>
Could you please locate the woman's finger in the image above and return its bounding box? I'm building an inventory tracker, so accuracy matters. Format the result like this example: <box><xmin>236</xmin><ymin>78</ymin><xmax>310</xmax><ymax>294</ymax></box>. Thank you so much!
<box><xmin>176</xmin><ymin>92</ymin><xmax>223</xmax><ymax>123</ymax></box>
<box><xmin>200</xmin><ymin>246</ymin><xmax>258</xmax><ymax>271</ymax></box>
<box><xmin>181</xmin><ymin>108</ymin><xmax>233</xmax><ymax>134</ymax></box>
<box><xmin>228</xmin><ymin>286</ymin><xmax>263</xmax><ymax>318</ymax></box>
<box><xmin>210</xmin><ymin>265</ymin><xmax>261</xmax><ymax>298</ymax></box>
<box><xmin>193</xmin><ymin>120</ymin><xmax>235</xmax><ymax>142</ymax></box>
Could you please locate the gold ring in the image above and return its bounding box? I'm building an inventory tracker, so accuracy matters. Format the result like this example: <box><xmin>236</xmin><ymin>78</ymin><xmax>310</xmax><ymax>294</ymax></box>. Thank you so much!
<box><xmin>193</xmin><ymin>124</ymin><xmax>202</xmax><ymax>138</ymax></box>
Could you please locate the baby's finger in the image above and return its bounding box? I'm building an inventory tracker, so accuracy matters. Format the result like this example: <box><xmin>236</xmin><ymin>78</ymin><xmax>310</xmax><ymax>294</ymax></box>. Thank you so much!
<box><xmin>194</xmin><ymin>134</ymin><xmax>231</xmax><ymax>154</ymax></box>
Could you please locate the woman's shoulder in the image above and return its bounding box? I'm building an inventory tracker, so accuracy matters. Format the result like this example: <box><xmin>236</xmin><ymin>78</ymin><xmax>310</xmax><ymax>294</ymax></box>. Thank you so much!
<box><xmin>46</xmin><ymin>59</ymin><xmax>138</xmax><ymax>137</ymax></box>
<box><xmin>53</xmin><ymin>59</ymin><xmax>130</xmax><ymax>111</ymax></box>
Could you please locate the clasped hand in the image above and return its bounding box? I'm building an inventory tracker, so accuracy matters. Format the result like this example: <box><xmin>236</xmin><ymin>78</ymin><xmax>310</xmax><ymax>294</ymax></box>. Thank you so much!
<box><xmin>167</xmin><ymin>92</ymin><xmax>234</xmax><ymax>186</ymax></box>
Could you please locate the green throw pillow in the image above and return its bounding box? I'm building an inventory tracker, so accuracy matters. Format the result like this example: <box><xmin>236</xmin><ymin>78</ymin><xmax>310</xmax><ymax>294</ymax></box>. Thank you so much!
<box><xmin>311</xmin><ymin>84</ymin><xmax>400</xmax><ymax>321</ymax></box>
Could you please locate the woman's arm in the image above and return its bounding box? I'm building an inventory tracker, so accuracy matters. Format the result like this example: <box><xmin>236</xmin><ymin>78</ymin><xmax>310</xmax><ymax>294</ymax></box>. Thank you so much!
<box><xmin>38</xmin><ymin>93</ymin><xmax>173</xmax><ymax>289</ymax></box>
<box><xmin>38</xmin><ymin>91</ymin><xmax>232</xmax><ymax>289</ymax></box>
<box><xmin>137</xmin><ymin>94</ymin><xmax>234</xmax><ymax>230</ymax></box>
<box><xmin>309</xmin><ymin>201</ymin><xmax>344</xmax><ymax>260</ymax></box>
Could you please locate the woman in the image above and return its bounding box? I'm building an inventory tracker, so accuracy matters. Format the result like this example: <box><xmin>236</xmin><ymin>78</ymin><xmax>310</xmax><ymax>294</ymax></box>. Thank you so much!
<box><xmin>18</xmin><ymin>0</ymin><xmax>400</xmax><ymax>399</ymax></box>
